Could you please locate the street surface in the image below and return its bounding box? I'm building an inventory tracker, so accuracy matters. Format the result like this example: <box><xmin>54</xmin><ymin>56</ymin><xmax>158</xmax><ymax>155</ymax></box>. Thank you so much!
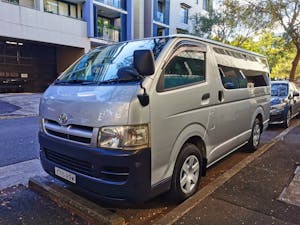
<box><xmin>0</xmin><ymin>117</ymin><xmax>39</xmax><ymax>167</ymax></box>
<box><xmin>0</xmin><ymin>113</ymin><xmax>297</xmax><ymax>225</ymax></box>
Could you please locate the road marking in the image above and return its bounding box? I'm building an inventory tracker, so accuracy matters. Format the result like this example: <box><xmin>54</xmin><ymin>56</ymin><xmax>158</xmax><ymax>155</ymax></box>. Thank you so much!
<box><xmin>0</xmin><ymin>159</ymin><xmax>47</xmax><ymax>191</ymax></box>
<box><xmin>154</xmin><ymin>120</ymin><xmax>300</xmax><ymax>225</ymax></box>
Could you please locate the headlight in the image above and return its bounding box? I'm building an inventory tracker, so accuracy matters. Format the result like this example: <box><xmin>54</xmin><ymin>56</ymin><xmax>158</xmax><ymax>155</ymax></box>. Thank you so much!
<box><xmin>97</xmin><ymin>124</ymin><xmax>150</xmax><ymax>150</ymax></box>
<box><xmin>272</xmin><ymin>103</ymin><xmax>285</xmax><ymax>111</ymax></box>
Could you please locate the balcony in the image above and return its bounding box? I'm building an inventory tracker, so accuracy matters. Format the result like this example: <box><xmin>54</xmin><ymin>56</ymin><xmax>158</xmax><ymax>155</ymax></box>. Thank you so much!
<box><xmin>95</xmin><ymin>0</ymin><xmax>121</xmax><ymax>9</ymax></box>
<box><xmin>97</xmin><ymin>26</ymin><xmax>120</xmax><ymax>42</ymax></box>
<box><xmin>0</xmin><ymin>1</ymin><xmax>90</xmax><ymax>51</ymax></box>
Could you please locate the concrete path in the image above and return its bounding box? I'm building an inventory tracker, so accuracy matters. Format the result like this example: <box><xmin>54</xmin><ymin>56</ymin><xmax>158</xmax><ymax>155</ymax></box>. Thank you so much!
<box><xmin>173</xmin><ymin>124</ymin><xmax>300</xmax><ymax>225</ymax></box>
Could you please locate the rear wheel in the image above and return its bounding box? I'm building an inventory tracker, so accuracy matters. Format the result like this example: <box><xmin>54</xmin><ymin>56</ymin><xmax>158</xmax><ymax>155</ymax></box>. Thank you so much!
<box><xmin>283</xmin><ymin>110</ymin><xmax>291</xmax><ymax>128</ymax></box>
<box><xmin>170</xmin><ymin>143</ymin><xmax>202</xmax><ymax>202</ymax></box>
<box><xmin>246</xmin><ymin>118</ymin><xmax>261</xmax><ymax>152</ymax></box>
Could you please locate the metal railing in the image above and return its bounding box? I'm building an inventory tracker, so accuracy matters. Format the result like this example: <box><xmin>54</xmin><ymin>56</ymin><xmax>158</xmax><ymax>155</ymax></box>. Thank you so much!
<box><xmin>97</xmin><ymin>26</ymin><xmax>120</xmax><ymax>42</ymax></box>
<box><xmin>95</xmin><ymin>0</ymin><xmax>121</xmax><ymax>9</ymax></box>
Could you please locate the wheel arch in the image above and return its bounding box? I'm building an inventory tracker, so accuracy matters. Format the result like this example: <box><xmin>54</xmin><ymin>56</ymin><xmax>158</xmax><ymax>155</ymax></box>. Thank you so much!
<box><xmin>251</xmin><ymin>107</ymin><xmax>265</xmax><ymax>132</ymax></box>
<box><xmin>165</xmin><ymin>123</ymin><xmax>207</xmax><ymax>179</ymax></box>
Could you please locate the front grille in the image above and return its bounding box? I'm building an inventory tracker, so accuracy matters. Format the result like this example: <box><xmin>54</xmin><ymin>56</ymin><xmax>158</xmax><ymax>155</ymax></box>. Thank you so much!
<box><xmin>44</xmin><ymin>119</ymin><xmax>93</xmax><ymax>144</ymax></box>
<box><xmin>45</xmin><ymin>149</ymin><xmax>93</xmax><ymax>175</ymax></box>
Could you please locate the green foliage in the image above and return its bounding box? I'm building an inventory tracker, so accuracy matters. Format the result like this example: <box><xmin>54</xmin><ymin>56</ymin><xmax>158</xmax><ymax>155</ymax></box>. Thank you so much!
<box><xmin>246</xmin><ymin>0</ymin><xmax>300</xmax><ymax>81</ymax></box>
<box><xmin>191</xmin><ymin>11</ymin><xmax>221</xmax><ymax>39</ymax></box>
<box><xmin>271</xmin><ymin>50</ymin><xmax>300</xmax><ymax>79</ymax></box>
<box><xmin>191</xmin><ymin>0</ymin><xmax>300</xmax><ymax>81</ymax></box>
<box><xmin>229</xmin><ymin>32</ymin><xmax>300</xmax><ymax>80</ymax></box>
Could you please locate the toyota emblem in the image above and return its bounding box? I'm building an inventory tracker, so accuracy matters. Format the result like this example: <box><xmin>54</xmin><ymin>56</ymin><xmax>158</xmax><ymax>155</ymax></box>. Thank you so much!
<box><xmin>58</xmin><ymin>113</ymin><xmax>68</xmax><ymax>125</ymax></box>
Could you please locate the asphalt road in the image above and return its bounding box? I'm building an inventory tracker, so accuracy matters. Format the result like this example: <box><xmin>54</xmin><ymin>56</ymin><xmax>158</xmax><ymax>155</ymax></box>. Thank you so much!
<box><xmin>0</xmin><ymin>117</ymin><xmax>39</xmax><ymax>167</ymax></box>
<box><xmin>0</xmin><ymin>115</ymin><xmax>296</xmax><ymax>225</ymax></box>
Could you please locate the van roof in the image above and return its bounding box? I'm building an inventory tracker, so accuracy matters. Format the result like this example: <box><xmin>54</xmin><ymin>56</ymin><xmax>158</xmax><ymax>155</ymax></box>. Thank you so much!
<box><xmin>119</xmin><ymin>34</ymin><xmax>266</xmax><ymax>59</ymax></box>
<box><xmin>166</xmin><ymin>34</ymin><xmax>267</xmax><ymax>59</ymax></box>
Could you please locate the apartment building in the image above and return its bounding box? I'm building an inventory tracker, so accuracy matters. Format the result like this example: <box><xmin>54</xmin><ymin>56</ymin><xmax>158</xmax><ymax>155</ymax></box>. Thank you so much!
<box><xmin>169</xmin><ymin>0</ymin><xmax>211</xmax><ymax>34</ymax></box>
<box><xmin>134</xmin><ymin>0</ymin><xmax>210</xmax><ymax>39</ymax></box>
<box><xmin>0</xmin><ymin>0</ymin><xmax>90</xmax><ymax>92</ymax></box>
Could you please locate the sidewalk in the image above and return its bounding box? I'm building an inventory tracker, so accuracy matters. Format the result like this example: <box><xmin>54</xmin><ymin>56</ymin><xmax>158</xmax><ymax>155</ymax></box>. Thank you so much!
<box><xmin>0</xmin><ymin>93</ymin><xmax>41</xmax><ymax>118</ymax></box>
<box><xmin>173</xmin><ymin>125</ymin><xmax>300</xmax><ymax>225</ymax></box>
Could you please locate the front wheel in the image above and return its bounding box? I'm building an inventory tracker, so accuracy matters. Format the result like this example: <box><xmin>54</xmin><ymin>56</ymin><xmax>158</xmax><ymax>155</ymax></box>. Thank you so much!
<box><xmin>170</xmin><ymin>143</ymin><xmax>202</xmax><ymax>203</ymax></box>
<box><xmin>246</xmin><ymin>118</ymin><xmax>261</xmax><ymax>152</ymax></box>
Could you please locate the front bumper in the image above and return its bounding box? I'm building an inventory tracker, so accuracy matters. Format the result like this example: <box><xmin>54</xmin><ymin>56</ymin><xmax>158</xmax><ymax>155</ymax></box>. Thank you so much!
<box><xmin>39</xmin><ymin>132</ymin><xmax>152</xmax><ymax>202</ymax></box>
<box><xmin>269</xmin><ymin>107</ymin><xmax>288</xmax><ymax>124</ymax></box>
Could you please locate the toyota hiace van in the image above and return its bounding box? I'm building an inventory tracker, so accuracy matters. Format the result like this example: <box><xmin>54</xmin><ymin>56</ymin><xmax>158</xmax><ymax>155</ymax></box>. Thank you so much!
<box><xmin>39</xmin><ymin>35</ymin><xmax>270</xmax><ymax>202</ymax></box>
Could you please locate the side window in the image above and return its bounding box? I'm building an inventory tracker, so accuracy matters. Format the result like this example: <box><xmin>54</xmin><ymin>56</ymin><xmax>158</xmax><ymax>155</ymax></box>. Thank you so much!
<box><xmin>161</xmin><ymin>50</ymin><xmax>205</xmax><ymax>90</ymax></box>
<box><xmin>219</xmin><ymin>65</ymin><xmax>247</xmax><ymax>89</ymax></box>
<box><xmin>243</xmin><ymin>70</ymin><xmax>268</xmax><ymax>87</ymax></box>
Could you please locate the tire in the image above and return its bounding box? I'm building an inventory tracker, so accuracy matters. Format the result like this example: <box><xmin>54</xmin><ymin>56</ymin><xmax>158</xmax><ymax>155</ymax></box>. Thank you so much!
<box><xmin>283</xmin><ymin>110</ymin><xmax>291</xmax><ymax>128</ymax></box>
<box><xmin>246</xmin><ymin>118</ymin><xmax>261</xmax><ymax>152</ymax></box>
<box><xmin>170</xmin><ymin>143</ymin><xmax>202</xmax><ymax>203</ymax></box>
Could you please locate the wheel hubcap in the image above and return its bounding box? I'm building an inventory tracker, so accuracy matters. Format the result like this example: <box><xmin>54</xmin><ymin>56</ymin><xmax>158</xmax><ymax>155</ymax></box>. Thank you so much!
<box><xmin>253</xmin><ymin>124</ymin><xmax>261</xmax><ymax>147</ymax></box>
<box><xmin>180</xmin><ymin>155</ymin><xmax>200</xmax><ymax>194</ymax></box>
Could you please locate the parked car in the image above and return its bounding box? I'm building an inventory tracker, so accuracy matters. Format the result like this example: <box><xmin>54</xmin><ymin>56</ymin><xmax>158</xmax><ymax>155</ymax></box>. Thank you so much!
<box><xmin>39</xmin><ymin>35</ymin><xmax>270</xmax><ymax>203</ymax></box>
<box><xmin>0</xmin><ymin>77</ymin><xmax>24</xmax><ymax>93</ymax></box>
<box><xmin>270</xmin><ymin>81</ymin><xmax>300</xmax><ymax>127</ymax></box>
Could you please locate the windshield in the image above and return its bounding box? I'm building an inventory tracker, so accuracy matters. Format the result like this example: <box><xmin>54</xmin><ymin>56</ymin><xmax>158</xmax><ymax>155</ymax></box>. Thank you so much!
<box><xmin>56</xmin><ymin>38</ymin><xmax>169</xmax><ymax>85</ymax></box>
<box><xmin>271</xmin><ymin>83</ymin><xmax>288</xmax><ymax>97</ymax></box>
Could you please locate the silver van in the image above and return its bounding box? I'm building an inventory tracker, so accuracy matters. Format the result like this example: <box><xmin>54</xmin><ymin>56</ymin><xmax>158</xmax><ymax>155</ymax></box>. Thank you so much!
<box><xmin>39</xmin><ymin>35</ymin><xmax>270</xmax><ymax>203</ymax></box>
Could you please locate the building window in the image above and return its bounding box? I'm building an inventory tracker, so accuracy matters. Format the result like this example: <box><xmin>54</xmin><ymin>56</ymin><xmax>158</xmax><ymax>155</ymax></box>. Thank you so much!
<box><xmin>2</xmin><ymin>0</ymin><xmax>36</xmax><ymax>9</ymax></box>
<box><xmin>70</xmin><ymin>5</ymin><xmax>77</xmax><ymax>18</ymax></box>
<box><xmin>58</xmin><ymin>2</ymin><xmax>68</xmax><ymax>16</ymax></box>
<box><xmin>203</xmin><ymin>0</ymin><xmax>208</xmax><ymax>10</ymax></box>
<box><xmin>44</xmin><ymin>0</ymin><xmax>79</xmax><ymax>19</ymax></box>
<box><xmin>180</xmin><ymin>4</ymin><xmax>190</xmax><ymax>24</ymax></box>
<box><xmin>44</xmin><ymin>0</ymin><xmax>58</xmax><ymax>14</ymax></box>
<box><xmin>176</xmin><ymin>28</ymin><xmax>189</xmax><ymax>34</ymax></box>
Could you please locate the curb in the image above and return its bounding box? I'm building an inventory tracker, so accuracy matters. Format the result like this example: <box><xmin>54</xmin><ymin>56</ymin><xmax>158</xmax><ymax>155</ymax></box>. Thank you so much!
<box><xmin>29</xmin><ymin>176</ymin><xmax>125</xmax><ymax>225</ymax></box>
<box><xmin>153</xmin><ymin>120</ymin><xmax>300</xmax><ymax>225</ymax></box>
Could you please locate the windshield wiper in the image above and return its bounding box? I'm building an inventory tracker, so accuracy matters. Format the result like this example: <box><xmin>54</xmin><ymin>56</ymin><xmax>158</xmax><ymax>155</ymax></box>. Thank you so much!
<box><xmin>97</xmin><ymin>78</ymin><xmax>140</xmax><ymax>85</ymax></box>
<box><xmin>54</xmin><ymin>79</ymin><xmax>90</xmax><ymax>85</ymax></box>
<box><xmin>54</xmin><ymin>78</ymin><xmax>140</xmax><ymax>86</ymax></box>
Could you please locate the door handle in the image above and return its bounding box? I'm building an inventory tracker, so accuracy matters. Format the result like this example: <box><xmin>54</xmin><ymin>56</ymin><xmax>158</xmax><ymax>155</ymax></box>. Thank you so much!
<box><xmin>202</xmin><ymin>93</ymin><xmax>210</xmax><ymax>101</ymax></box>
<box><xmin>218</xmin><ymin>90</ymin><xmax>224</xmax><ymax>102</ymax></box>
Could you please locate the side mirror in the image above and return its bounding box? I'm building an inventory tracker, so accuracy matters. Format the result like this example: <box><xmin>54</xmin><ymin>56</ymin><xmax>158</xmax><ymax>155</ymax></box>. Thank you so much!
<box><xmin>293</xmin><ymin>91</ymin><xmax>299</xmax><ymax>97</ymax></box>
<box><xmin>134</xmin><ymin>50</ymin><xmax>155</xmax><ymax>76</ymax></box>
<box><xmin>117</xmin><ymin>66</ymin><xmax>139</xmax><ymax>81</ymax></box>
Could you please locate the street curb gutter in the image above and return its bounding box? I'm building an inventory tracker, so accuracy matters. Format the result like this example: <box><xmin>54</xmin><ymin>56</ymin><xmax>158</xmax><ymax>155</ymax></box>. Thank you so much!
<box><xmin>153</xmin><ymin>120</ymin><xmax>300</xmax><ymax>225</ymax></box>
<box><xmin>29</xmin><ymin>176</ymin><xmax>125</xmax><ymax>225</ymax></box>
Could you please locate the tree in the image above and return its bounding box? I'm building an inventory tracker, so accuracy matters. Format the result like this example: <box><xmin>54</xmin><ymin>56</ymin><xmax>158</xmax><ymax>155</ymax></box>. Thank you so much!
<box><xmin>247</xmin><ymin>0</ymin><xmax>300</xmax><ymax>81</ymax></box>
<box><xmin>231</xmin><ymin>32</ymin><xmax>294</xmax><ymax>78</ymax></box>
<box><xmin>191</xmin><ymin>0</ymin><xmax>269</xmax><ymax>46</ymax></box>
<box><xmin>191</xmin><ymin>11</ymin><xmax>221</xmax><ymax>39</ymax></box>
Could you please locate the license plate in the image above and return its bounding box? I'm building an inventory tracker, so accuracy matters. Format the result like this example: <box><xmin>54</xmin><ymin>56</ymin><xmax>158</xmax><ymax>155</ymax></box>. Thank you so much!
<box><xmin>54</xmin><ymin>167</ymin><xmax>76</xmax><ymax>184</ymax></box>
